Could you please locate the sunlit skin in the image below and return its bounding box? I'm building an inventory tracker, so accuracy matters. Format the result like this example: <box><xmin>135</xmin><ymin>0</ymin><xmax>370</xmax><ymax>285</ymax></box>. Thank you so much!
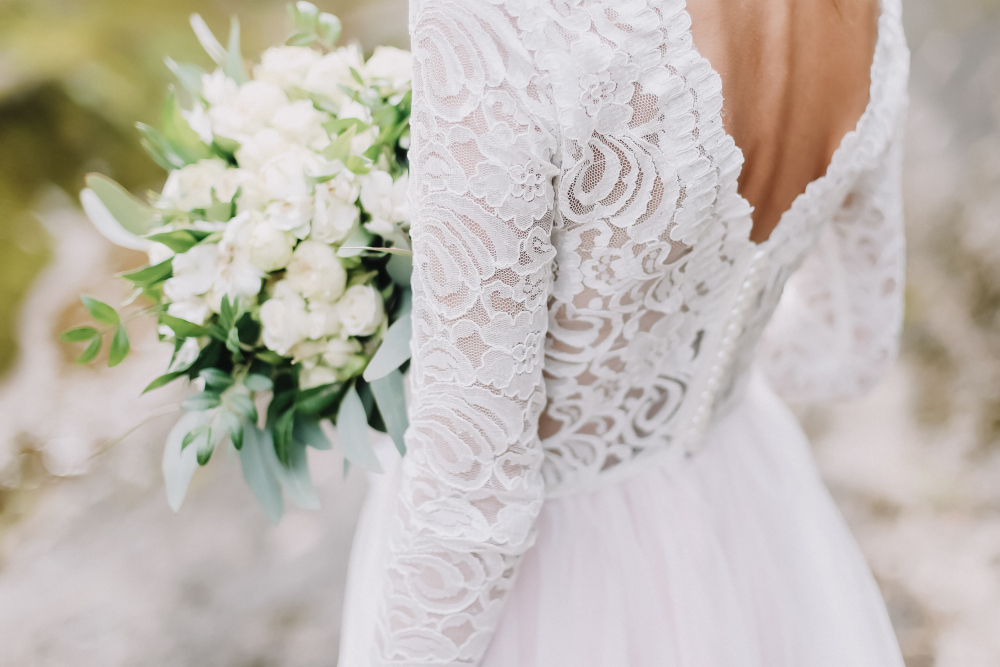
<box><xmin>688</xmin><ymin>0</ymin><xmax>880</xmax><ymax>243</ymax></box>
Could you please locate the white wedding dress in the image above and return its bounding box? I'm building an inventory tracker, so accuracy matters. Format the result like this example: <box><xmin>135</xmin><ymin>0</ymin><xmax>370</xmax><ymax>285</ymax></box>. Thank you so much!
<box><xmin>340</xmin><ymin>0</ymin><xmax>910</xmax><ymax>664</ymax></box>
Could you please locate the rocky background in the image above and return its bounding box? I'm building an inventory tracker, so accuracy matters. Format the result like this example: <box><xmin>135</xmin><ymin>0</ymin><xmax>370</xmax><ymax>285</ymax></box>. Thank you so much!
<box><xmin>1</xmin><ymin>0</ymin><xmax>998</xmax><ymax>665</ymax></box>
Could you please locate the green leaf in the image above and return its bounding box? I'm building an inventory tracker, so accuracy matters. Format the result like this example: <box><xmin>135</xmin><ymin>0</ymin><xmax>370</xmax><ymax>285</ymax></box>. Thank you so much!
<box><xmin>370</xmin><ymin>369</ymin><xmax>409</xmax><ymax>456</ymax></box>
<box><xmin>344</xmin><ymin>155</ymin><xmax>372</xmax><ymax>174</ymax></box>
<box><xmin>143</xmin><ymin>371</ymin><xmax>184</xmax><ymax>394</ymax></box>
<box><xmin>286</xmin><ymin>31</ymin><xmax>316</xmax><ymax>47</ymax></box>
<box><xmin>271</xmin><ymin>437</ymin><xmax>319</xmax><ymax>509</ymax></box>
<box><xmin>120</xmin><ymin>258</ymin><xmax>173</xmax><ymax>286</ymax></box>
<box><xmin>244</xmin><ymin>373</ymin><xmax>273</xmax><ymax>392</ymax></box>
<box><xmin>136</xmin><ymin>122</ymin><xmax>187</xmax><ymax>171</ymax></box>
<box><xmin>181</xmin><ymin>391</ymin><xmax>222</xmax><ymax>411</ymax></box>
<box><xmin>217</xmin><ymin>410</ymin><xmax>244</xmax><ymax>450</ymax></box>
<box><xmin>294</xmin><ymin>416</ymin><xmax>331</xmax><ymax>450</ymax></box>
<box><xmin>162</xmin><ymin>90</ymin><xmax>213</xmax><ymax>165</ymax></box>
<box><xmin>165</xmin><ymin>57</ymin><xmax>206</xmax><ymax>96</ymax></box>
<box><xmin>316</xmin><ymin>12</ymin><xmax>342</xmax><ymax>48</ymax></box>
<box><xmin>387</xmin><ymin>253</ymin><xmax>413</xmax><ymax>288</ymax></box>
<box><xmin>295</xmin><ymin>382</ymin><xmax>343</xmax><ymax>416</ymax></box>
<box><xmin>159</xmin><ymin>314</ymin><xmax>209</xmax><ymax>339</ymax></box>
<box><xmin>197</xmin><ymin>429</ymin><xmax>215</xmax><ymax>465</ymax></box>
<box><xmin>108</xmin><ymin>324</ymin><xmax>130</xmax><ymax>367</ymax></box>
<box><xmin>205</xmin><ymin>198</ymin><xmax>233</xmax><ymax>222</ymax></box>
<box><xmin>323</xmin><ymin>117</ymin><xmax>369</xmax><ymax>136</ymax></box>
<box><xmin>336</xmin><ymin>226</ymin><xmax>374</xmax><ymax>258</ymax></box>
<box><xmin>238</xmin><ymin>425</ymin><xmax>284</xmax><ymax>523</ymax></box>
<box><xmin>181</xmin><ymin>425</ymin><xmax>208</xmax><ymax>451</ymax></box>
<box><xmin>273</xmin><ymin>408</ymin><xmax>296</xmax><ymax>467</ymax></box>
<box><xmin>163</xmin><ymin>411</ymin><xmax>211</xmax><ymax>511</ymax></box>
<box><xmin>80</xmin><ymin>296</ymin><xmax>120</xmax><ymax>326</ymax></box>
<box><xmin>363</xmin><ymin>312</ymin><xmax>412</xmax><ymax>381</ymax></box>
<box><xmin>322</xmin><ymin>123</ymin><xmax>356</xmax><ymax>162</ymax></box>
<box><xmin>228</xmin><ymin>393</ymin><xmax>258</xmax><ymax>424</ymax></box>
<box><xmin>145</xmin><ymin>229</ymin><xmax>210</xmax><ymax>253</ymax></box>
<box><xmin>84</xmin><ymin>173</ymin><xmax>159</xmax><ymax>237</ymax></box>
<box><xmin>290</xmin><ymin>2</ymin><xmax>320</xmax><ymax>31</ymax></box>
<box><xmin>224</xmin><ymin>17</ymin><xmax>248</xmax><ymax>84</ymax></box>
<box><xmin>199</xmin><ymin>368</ymin><xmax>233</xmax><ymax>389</ymax></box>
<box><xmin>61</xmin><ymin>326</ymin><xmax>99</xmax><ymax>343</ymax></box>
<box><xmin>189</xmin><ymin>14</ymin><xmax>227</xmax><ymax>64</ymax></box>
<box><xmin>349</xmin><ymin>66</ymin><xmax>364</xmax><ymax>86</ymax></box>
<box><xmin>336</xmin><ymin>385</ymin><xmax>383</xmax><ymax>473</ymax></box>
<box><xmin>75</xmin><ymin>334</ymin><xmax>102</xmax><ymax>364</ymax></box>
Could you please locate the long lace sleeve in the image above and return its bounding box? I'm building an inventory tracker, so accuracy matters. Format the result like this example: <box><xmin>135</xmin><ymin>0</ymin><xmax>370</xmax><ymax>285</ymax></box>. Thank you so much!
<box><xmin>757</xmin><ymin>118</ymin><xmax>907</xmax><ymax>402</ymax></box>
<box><xmin>370</xmin><ymin>1</ymin><xmax>558</xmax><ymax>663</ymax></box>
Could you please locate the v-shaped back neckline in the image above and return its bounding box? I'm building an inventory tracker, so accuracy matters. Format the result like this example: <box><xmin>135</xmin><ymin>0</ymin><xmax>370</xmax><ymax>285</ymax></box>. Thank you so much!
<box><xmin>678</xmin><ymin>0</ymin><xmax>890</xmax><ymax>251</ymax></box>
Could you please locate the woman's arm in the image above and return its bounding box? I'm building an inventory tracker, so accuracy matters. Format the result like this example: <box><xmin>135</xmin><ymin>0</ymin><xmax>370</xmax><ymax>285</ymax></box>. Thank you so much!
<box><xmin>757</xmin><ymin>115</ymin><xmax>907</xmax><ymax>402</ymax></box>
<box><xmin>371</xmin><ymin>1</ymin><xmax>558</xmax><ymax>663</ymax></box>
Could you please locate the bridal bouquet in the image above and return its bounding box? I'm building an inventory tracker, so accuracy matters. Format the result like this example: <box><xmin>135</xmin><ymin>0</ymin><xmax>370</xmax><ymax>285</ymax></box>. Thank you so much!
<box><xmin>62</xmin><ymin>3</ymin><xmax>413</xmax><ymax>521</ymax></box>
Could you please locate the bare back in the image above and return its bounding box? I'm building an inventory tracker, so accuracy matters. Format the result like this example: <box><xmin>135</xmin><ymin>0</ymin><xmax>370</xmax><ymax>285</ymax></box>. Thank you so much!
<box><xmin>688</xmin><ymin>0</ymin><xmax>880</xmax><ymax>242</ymax></box>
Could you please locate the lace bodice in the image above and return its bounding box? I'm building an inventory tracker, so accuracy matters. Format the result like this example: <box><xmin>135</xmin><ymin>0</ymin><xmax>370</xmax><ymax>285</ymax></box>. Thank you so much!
<box><xmin>370</xmin><ymin>0</ymin><xmax>909</xmax><ymax>662</ymax></box>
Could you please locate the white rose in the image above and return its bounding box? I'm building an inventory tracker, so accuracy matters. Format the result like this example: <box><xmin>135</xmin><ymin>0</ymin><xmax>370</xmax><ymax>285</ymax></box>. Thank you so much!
<box><xmin>163</xmin><ymin>243</ymin><xmax>219</xmax><ymax>301</ymax></box>
<box><xmin>183</xmin><ymin>105</ymin><xmax>214</xmax><ymax>144</ymax></box>
<box><xmin>159</xmin><ymin>159</ymin><xmax>239</xmax><ymax>211</ymax></box>
<box><xmin>303</xmin><ymin>45</ymin><xmax>365</xmax><ymax>107</ymax></box>
<box><xmin>305</xmin><ymin>301</ymin><xmax>340</xmax><ymax>340</ymax></box>
<box><xmin>166</xmin><ymin>298</ymin><xmax>211</xmax><ymax>326</ymax></box>
<box><xmin>285</xmin><ymin>240</ymin><xmax>347</xmax><ymax>302</ymax></box>
<box><xmin>235</xmin><ymin>128</ymin><xmax>293</xmax><ymax>172</ymax></box>
<box><xmin>247</xmin><ymin>220</ymin><xmax>296</xmax><ymax>272</ymax></box>
<box><xmin>312</xmin><ymin>182</ymin><xmax>359</xmax><ymax>244</ymax></box>
<box><xmin>255</xmin><ymin>46</ymin><xmax>321</xmax><ymax>89</ymax></box>
<box><xmin>271</xmin><ymin>99</ymin><xmax>329</xmax><ymax>149</ymax></box>
<box><xmin>259</xmin><ymin>148</ymin><xmax>321</xmax><ymax>201</ymax></box>
<box><xmin>365</xmin><ymin>46</ymin><xmax>412</xmax><ymax>91</ymax></box>
<box><xmin>201</xmin><ymin>69</ymin><xmax>239</xmax><ymax>107</ymax></box>
<box><xmin>265</xmin><ymin>196</ymin><xmax>314</xmax><ymax>239</ymax></box>
<box><xmin>147</xmin><ymin>241</ymin><xmax>174</xmax><ymax>265</ymax></box>
<box><xmin>322</xmin><ymin>336</ymin><xmax>362</xmax><ymax>367</ymax></box>
<box><xmin>209</xmin><ymin>80</ymin><xmax>288</xmax><ymax>139</ymax></box>
<box><xmin>360</xmin><ymin>171</ymin><xmax>409</xmax><ymax>237</ymax></box>
<box><xmin>207</xmin><ymin>212</ymin><xmax>265</xmax><ymax>310</ymax></box>
<box><xmin>299</xmin><ymin>364</ymin><xmax>338</xmax><ymax>390</ymax></box>
<box><xmin>168</xmin><ymin>336</ymin><xmax>204</xmax><ymax>372</ymax></box>
<box><xmin>337</xmin><ymin>284</ymin><xmax>385</xmax><ymax>336</ymax></box>
<box><xmin>260</xmin><ymin>289</ymin><xmax>309</xmax><ymax>356</ymax></box>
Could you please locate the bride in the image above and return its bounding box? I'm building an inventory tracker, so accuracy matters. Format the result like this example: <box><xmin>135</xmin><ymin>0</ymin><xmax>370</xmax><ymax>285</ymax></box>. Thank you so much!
<box><xmin>341</xmin><ymin>0</ymin><xmax>909</xmax><ymax>664</ymax></box>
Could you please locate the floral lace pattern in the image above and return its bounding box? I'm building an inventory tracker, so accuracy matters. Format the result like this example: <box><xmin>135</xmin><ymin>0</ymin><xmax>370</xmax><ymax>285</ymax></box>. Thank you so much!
<box><xmin>371</xmin><ymin>0</ymin><xmax>909</xmax><ymax>663</ymax></box>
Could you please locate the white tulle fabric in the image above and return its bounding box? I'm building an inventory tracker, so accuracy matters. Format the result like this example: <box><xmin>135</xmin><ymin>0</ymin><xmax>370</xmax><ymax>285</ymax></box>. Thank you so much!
<box><xmin>341</xmin><ymin>0</ymin><xmax>910</xmax><ymax>664</ymax></box>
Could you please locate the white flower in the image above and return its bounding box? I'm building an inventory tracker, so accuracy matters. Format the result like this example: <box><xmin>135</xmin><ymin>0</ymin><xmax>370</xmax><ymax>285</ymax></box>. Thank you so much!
<box><xmin>163</xmin><ymin>243</ymin><xmax>219</xmax><ymax>302</ymax></box>
<box><xmin>247</xmin><ymin>219</ymin><xmax>296</xmax><ymax>272</ymax></box>
<box><xmin>255</xmin><ymin>46</ymin><xmax>321</xmax><ymax>89</ymax></box>
<box><xmin>305</xmin><ymin>301</ymin><xmax>340</xmax><ymax>339</ymax></box>
<box><xmin>147</xmin><ymin>242</ymin><xmax>174</xmax><ymax>265</ymax></box>
<box><xmin>235</xmin><ymin>128</ymin><xmax>293</xmax><ymax>172</ymax></box>
<box><xmin>285</xmin><ymin>240</ymin><xmax>347</xmax><ymax>302</ymax></box>
<box><xmin>209</xmin><ymin>80</ymin><xmax>288</xmax><ymax>140</ymax></box>
<box><xmin>259</xmin><ymin>148</ymin><xmax>321</xmax><ymax>201</ymax></box>
<box><xmin>201</xmin><ymin>69</ymin><xmax>239</xmax><ymax>107</ymax></box>
<box><xmin>338</xmin><ymin>284</ymin><xmax>384</xmax><ymax>336</ymax></box>
<box><xmin>183</xmin><ymin>105</ymin><xmax>214</xmax><ymax>144</ymax></box>
<box><xmin>300</xmin><ymin>364</ymin><xmax>338</xmax><ymax>389</ymax></box>
<box><xmin>206</xmin><ymin>212</ymin><xmax>265</xmax><ymax>310</ymax></box>
<box><xmin>260</xmin><ymin>288</ymin><xmax>309</xmax><ymax>356</ymax></box>
<box><xmin>312</xmin><ymin>180</ymin><xmax>360</xmax><ymax>244</ymax></box>
<box><xmin>168</xmin><ymin>337</ymin><xmax>204</xmax><ymax>372</ymax></box>
<box><xmin>360</xmin><ymin>171</ymin><xmax>409</xmax><ymax>237</ymax></box>
<box><xmin>159</xmin><ymin>159</ymin><xmax>242</xmax><ymax>211</ymax></box>
<box><xmin>365</xmin><ymin>46</ymin><xmax>412</xmax><ymax>92</ymax></box>
<box><xmin>167</xmin><ymin>298</ymin><xmax>211</xmax><ymax>326</ymax></box>
<box><xmin>322</xmin><ymin>336</ymin><xmax>362</xmax><ymax>367</ymax></box>
<box><xmin>264</xmin><ymin>196</ymin><xmax>314</xmax><ymax>239</ymax></box>
<box><xmin>271</xmin><ymin>99</ymin><xmax>329</xmax><ymax>149</ymax></box>
<box><xmin>303</xmin><ymin>45</ymin><xmax>365</xmax><ymax>108</ymax></box>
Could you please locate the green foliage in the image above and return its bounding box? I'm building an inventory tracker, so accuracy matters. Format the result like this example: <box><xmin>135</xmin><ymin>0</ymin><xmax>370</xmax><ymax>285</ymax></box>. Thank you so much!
<box><xmin>109</xmin><ymin>324</ymin><xmax>130</xmax><ymax>367</ymax></box>
<box><xmin>286</xmin><ymin>2</ymin><xmax>342</xmax><ymax>50</ymax></box>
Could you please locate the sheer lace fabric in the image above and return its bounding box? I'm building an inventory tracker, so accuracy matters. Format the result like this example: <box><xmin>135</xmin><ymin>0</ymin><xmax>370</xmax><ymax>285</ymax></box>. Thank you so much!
<box><xmin>370</xmin><ymin>0</ymin><xmax>909</xmax><ymax>663</ymax></box>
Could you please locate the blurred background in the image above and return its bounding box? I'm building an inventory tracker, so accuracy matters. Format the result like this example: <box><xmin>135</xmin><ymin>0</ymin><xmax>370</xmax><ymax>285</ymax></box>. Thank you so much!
<box><xmin>0</xmin><ymin>0</ymin><xmax>998</xmax><ymax>665</ymax></box>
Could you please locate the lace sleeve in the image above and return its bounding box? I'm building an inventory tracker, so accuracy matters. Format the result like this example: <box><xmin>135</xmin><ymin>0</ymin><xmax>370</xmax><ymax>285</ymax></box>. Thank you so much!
<box><xmin>371</xmin><ymin>1</ymin><xmax>558</xmax><ymax>663</ymax></box>
<box><xmin>757</xmin><ymin>119</ymin><xmax>906</xmax><ymax>402</ymax></box>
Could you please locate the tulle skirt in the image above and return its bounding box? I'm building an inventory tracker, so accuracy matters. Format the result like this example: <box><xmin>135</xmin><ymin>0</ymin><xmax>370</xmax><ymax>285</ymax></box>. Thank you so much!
<box><xmin>338</xmin><ymin>373</ymin><xmax>905</xmax><ymax>666</ymax></box>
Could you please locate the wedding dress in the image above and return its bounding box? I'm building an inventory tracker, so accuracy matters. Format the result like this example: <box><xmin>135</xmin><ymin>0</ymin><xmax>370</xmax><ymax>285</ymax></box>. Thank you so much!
<box><xmin>340</xmin><ymin>0</ymin><xmax>910</xmax><ymax>664</ymax></box>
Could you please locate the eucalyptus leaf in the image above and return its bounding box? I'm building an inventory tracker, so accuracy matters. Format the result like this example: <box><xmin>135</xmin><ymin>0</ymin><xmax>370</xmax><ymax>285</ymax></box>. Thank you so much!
<box><xmin>108</xmin><ymin>324</ymin><xmax>130</xmax><ymax>367</ymax></box>
<box><xmin>316</xmin><ymin>12</ymin><xmax>342</xmax><ymax>48</ymax></box>
<box><xmin>238</xmin><ymin>425</ymin><xmax>284</xmax><ymax>523</ymax></box>
<box><xmin>267</xmin><ymin>436</ymin><xmax>319</xmax><ymax>510</ymax></box>
<box><xmin>196</xmin><ymin>428</ymin><xmax>215</xmax><ymax>465</ymax></box>
<box><xmin>80</xmin><ymin>189</ymin><xmax>148</xmax><ymax>251</ymax></box>
<box><xmin>227</xmin><ymin>393</ymin><xmax>258</xmax><ymax>423</ymax></box>
<box><xmin>336</xmin><ymin>385</ymin><xmax>383</xmax><ymax>473</ymax></box>
<box><xmin>244</xmin><ymin>374</ymin><xmax>273</xmax><ymax>392</ymax></box>
<box><xmin>199</xmin><ymin>368</ymin><xmax>233</xmax><ymax>389</ymax></box>
<box><xmin>136</xmin><ymin>122</ymin><xmax>187</xmax><ymax>171</ymax></box>
<box><xmin>294</xmin><ymin>416</ymin><xmax>331</xmax><ymax>450</ymax></box>
<box><xmin>163</xmin><ymin>411</ymin><xmax>210</xmax><ymax>511</ymax></box>
<box><xmin>336</xmin><ymin>227</ymin><xmax>374</xmax><ymax>258</ymax></box>
<box><xmin>370</xmin><ymin>369</ymin><xmax>408</xmax><ymax>456</ymax></box>
<box><xmin>162</xmin><ymin>90</ymin><xmax>212</xmax><ymax>164</ymax></box>
<box><xmin>217</xmin><ymin>410</ymin><xmax>243</xmax><ymax>450</ymax></box>
<box><xmin>387</xmin><ymin>253</ymin><xmax>413</xmax><ymax>287</ymax></box>
<box><xmin>363</xmin><ymin>312</ymin><xmax>412</xmax><ymax>382</ymax></box>
<box><xmin>224</xmin><ymin>17</ymin><xmax>248</xmax><ymax>84</ymax></box>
